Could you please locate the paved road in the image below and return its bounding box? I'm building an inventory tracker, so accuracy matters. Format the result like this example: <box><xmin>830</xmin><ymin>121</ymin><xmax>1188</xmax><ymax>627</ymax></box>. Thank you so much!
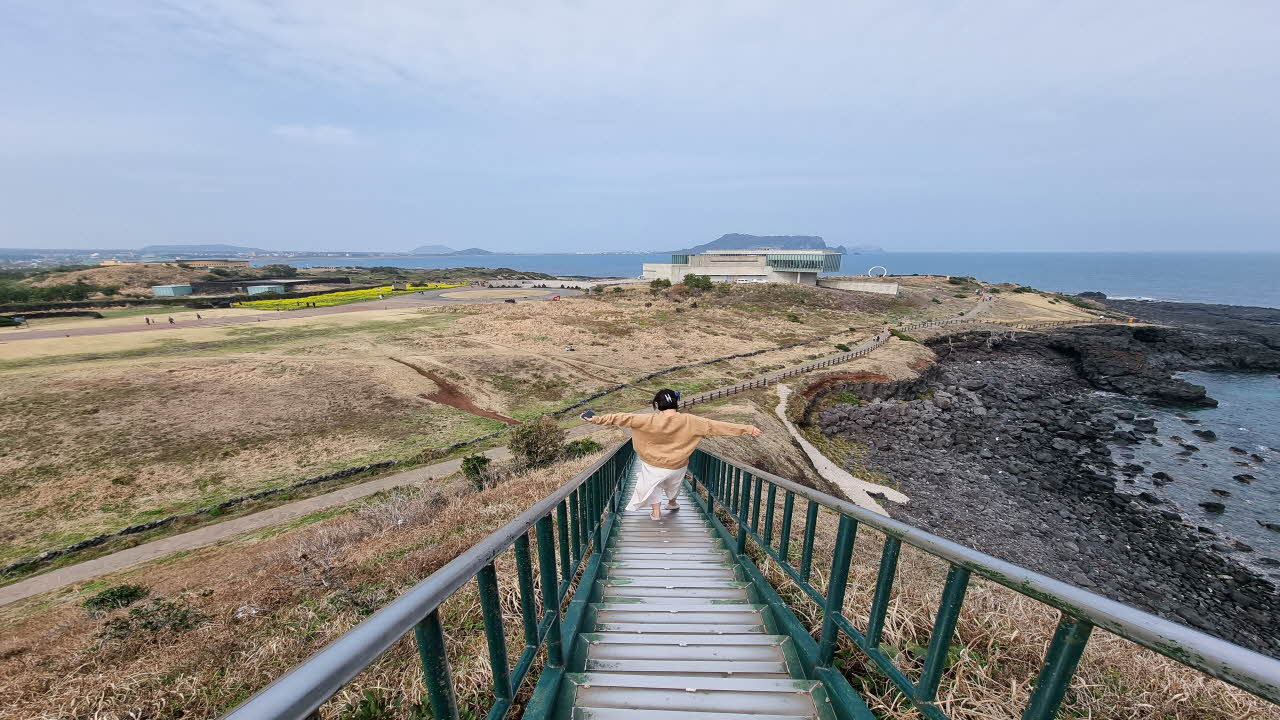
<box><xmin>0</xmin><ymin>288</ymin><xmax>578</xmax><ymax>343</ymax></box>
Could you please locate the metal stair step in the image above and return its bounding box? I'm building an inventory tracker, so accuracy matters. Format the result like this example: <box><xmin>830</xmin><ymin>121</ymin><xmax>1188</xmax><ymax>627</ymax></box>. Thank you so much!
<box><xmin>601</xmin><ymin>578</ymin><xmax>747</xmax><ymax>589</ymax></box>
<box><xmin>585</xmin><ymin>639</ymin><xmax>787</xmax><ymax>663</ymax></box>
<box><xmin>581</xmin><ymin>632</ymin><xmax>786</xmax><ymax>646</ymax></box>
<box><xmin>594</xmin><ymin>609</ymin><xmax>764</xmax><ymax>627</ymax></box>
<box><xmin>603</xmin><ymin>567</ymin><xmax>738</xmax><ymax>580</ymax></box>
<box><xmin>584</xmin><ymin>658</ymin><xmax>790</xmax><ymax>677</ymax></box>
<box><xmin>593</xmin><ymin>622</ymin><xmax>766</xmax><ymax>634</ymax></box>
<box><xmin>573</xmin><ymin>708</ymin><xmax>813</xmax><ymax>720</ymax></box>
<box><xmin>569</xmin><ymin>673</ymin><xmax>821</xmax><ymax>716</ymax></box>
<box><xmin>604</xmin><ymin>560</ymin><xmax>732</xmax><ymax>570</ymax></box>
<box><xmin>602</xmin><ymin>585</ymin><xmax>750</xmax><ymax>600</ymax></box>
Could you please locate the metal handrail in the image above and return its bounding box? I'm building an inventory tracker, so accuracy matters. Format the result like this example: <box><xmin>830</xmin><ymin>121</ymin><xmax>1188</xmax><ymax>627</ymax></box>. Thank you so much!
<box><xmin>687</xmin><ymin>448</ymin><xmax>1280</xmax><ymax>718</ymax></box>
<box><xmin>222</xmin><ymin>440</ymin><xmax>635</xmax><ymax>720</ymax></box>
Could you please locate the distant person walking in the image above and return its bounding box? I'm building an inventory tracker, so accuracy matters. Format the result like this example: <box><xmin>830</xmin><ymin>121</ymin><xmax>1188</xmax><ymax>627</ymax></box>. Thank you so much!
<box><xmin>582</xmin><ymin>389</ymin><xmax>762</xmax><ymax>520</ymax></box>
<box><xmin>144</xmin><ymin>317</ymin><xmax>151</xmax><ymax>325</ymax></box>
<box><xmin>167</xmin><ymin>316</ymin><xmax>175</xmax><ymax>324</ymax></box>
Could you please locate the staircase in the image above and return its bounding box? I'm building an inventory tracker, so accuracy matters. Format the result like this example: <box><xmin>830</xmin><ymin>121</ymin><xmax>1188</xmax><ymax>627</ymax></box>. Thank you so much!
<box><xmin>557</xmin><ymin>484</ymin><xmax>835</xmax><ymax>720</ymax></box>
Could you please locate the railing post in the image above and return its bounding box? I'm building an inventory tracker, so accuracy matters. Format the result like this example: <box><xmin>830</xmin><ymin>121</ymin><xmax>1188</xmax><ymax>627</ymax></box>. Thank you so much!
<box><xmin>763</xmin><ymin>483</ymin><xmax>777</xmax><ymax>549</ymax></box>
<box><xmin>415</xmin><ymin>609</ymin><xmax>460</xmax><ymax>720</ymax></box>
<box><xmin>799</xmin><ymin>500</ymin><xmax>819</xmax><ymax>581</ymax></box>
<box><xmin>817</xmin><ymin>515</ymin><xmax>857</xmax><ymax>666</ymax></box>
<box><xmin>1021</xmin><ymin>616</ymin><xmax>1094</xmax><ymax>720</ymax></box>
<box><xmin>476</xmin><ymin>563</ymin><xmax>513</xmax><ymax>702</ymax></box>
<box><xmin>916</xmin><ymin>566</ymin><xmax>971</xmax><ymax>703</ymax></box>
<box><xmin>569</xmin><ymin>488</ymin><xmax>582</xmax><ymax>564</ymax></box>
<box><xmin>556</xmin><ymin>501</ymin><xmax>571</xmax><ymax>594</ymax></box>
<box><xmin>778</xmin><ymin>490</ymin><xmax>795</xmax><ymax>562</ymax></box>
<box><xmin>536</xmin><ymin>516</ymin><xmax>564</xmax><ymax>667</ymax></box>
<box><xmin>736</xmin><ymin>471</ymin><xmax>752</xmax><ymax>554</ymax></box>
<box><xmin>514</xmin><ymin>534</ymin><xmax>539</xmax><ymax>647</ymax></box>
<box><xmin>865</xmin><ymin>536</ymin><xmax>901</xmax><ymax>647</ymax></box>
<box><xmin>750</xmin><ymin>475</ymin><xmax>763</xmax><ymax>532</ymax></box>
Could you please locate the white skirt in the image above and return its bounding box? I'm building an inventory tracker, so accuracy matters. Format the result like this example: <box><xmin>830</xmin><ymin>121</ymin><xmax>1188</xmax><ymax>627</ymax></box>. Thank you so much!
<box><xmin>626</xmin><ymin>459</ymin><xmax>689</xmax><ymax>511</ymax></box>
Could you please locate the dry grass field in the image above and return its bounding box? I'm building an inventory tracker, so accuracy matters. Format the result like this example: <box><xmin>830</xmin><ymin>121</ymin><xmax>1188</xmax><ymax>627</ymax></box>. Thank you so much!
<box><xmin>0</xmin><ymin>282</ymin><xmax>917</xmax><ymax>565</ymax></box>
<box><xmin>1</xmin><ymin>390</ymin><xmax>1269</xmax><ymax>720</ymax></box>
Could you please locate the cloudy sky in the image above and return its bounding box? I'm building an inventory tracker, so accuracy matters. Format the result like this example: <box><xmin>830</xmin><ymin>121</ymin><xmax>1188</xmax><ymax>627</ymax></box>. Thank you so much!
<box><xmin>1</xmin><ymin>1</ymin><xmax>1277</xmax><ymax>252</ymax></box>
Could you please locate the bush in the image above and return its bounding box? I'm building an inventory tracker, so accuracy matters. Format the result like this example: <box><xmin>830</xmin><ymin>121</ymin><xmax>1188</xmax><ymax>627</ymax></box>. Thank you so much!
<box><xmin>563</xmin><ymin>438</ymin><xmax>604</xmax><ymax>459</ymax></box>
<box><xmin>931</xmin><ymin>297</ymin><xmax>942</xmax><ymax>304</ymax></box>
<box><xmin>461</xmin><ymin>454</ymin><xmax>492</xmax><ymax>491</ymax></box>
<box><xmin>1011</xmin><ymin>285</ymin><xmax>1035</xmax><ymax>293</ymax></box>
<box><xmin>649</xmin><ymin>278</ymin><xmax>671</xmax><ymax>291</ymax></box>
<box><xmin>258</xmin><ymin>263</ymin><xmax>298</xmax><ymax>278</ymax></box>
<box><xmin>508</xmin><ymin>416</ymin><xmax>566</xmax><ymax>468</ymax></box>
<box><xmin>834</xmin><ymin>343</ymin><xmax>851</xmax><ymax>352</ymax></box>
<box><xmin>83</xmin><ymin>584</ymin><xmax>149</xmax><ymax>615</ymax></box>
<box><xmin>610</xmin><ymin>286</ymin><xmax>624</xmax><ymax>293</ymax></box>
<box><xmin>988</xmin><ymin>287</ymin><xmax>1002</xmax><ymax>294</ymax></box>
<box><xmin>682</xmin><ymin>274</ymin><xmax>712</xmax><ymax>290</ymax></box>
<box><xmin>97</xmin><ymin>597</ymin><xmax>208</xmax><ymax>642</ymax></box>
<box><xmin>590</xmin><ymin>285</ymin><xmax>604</xmax><ymax>294</ymax></box>
<box><xmin>890</xmin><ymin>329</ymin><xmax>919</xmax><ymax>343</ymax></box>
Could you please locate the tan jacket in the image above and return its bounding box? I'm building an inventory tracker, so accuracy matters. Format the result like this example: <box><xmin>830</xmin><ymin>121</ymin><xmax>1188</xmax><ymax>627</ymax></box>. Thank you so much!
<box><xmin>585</xmin><ymin>410</ymin><xmax>756</xmax><ymax>469</ymax></box>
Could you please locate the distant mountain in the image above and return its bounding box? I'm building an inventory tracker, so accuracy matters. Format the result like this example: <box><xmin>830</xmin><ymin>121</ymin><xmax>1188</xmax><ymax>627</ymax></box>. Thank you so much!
<box><xmin>670</xmin><ymin>234</ymin><xmax>883</xmax><ymax>255</ymax></box>
<box><xmin>140</xmin><ymin>244</ymin><xmax>265</xmax><ymax>255</ymax></box>
<box><xmin>451</xmin><ymin>247</ymin><xmax>495</xmax><ymax>255</ymax></box>
<box><xmin>411</xmin><ymin>244</ymin><xmax>457</xmax><ymax>255</ymax></box>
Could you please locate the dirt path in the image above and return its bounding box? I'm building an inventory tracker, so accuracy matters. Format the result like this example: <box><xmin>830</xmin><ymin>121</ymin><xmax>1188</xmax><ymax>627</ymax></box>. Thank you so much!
<box><xmin>390</xmin><ymin>357</ymin><xmax>522</xmax><ymax>425</ymax></box>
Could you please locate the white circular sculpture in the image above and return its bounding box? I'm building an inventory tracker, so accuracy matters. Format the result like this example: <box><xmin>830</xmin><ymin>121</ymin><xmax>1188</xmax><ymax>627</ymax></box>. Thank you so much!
<box><xmin>867</xmin><ymin>265</ymin><xmax>888</xmax><ymax>278</ymax></box>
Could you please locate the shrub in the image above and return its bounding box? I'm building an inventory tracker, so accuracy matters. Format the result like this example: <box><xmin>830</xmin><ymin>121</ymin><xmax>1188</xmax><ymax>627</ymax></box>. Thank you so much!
<box><xmin>946</xmin><ymin>277</ymin><xmax>966</xmax><ymax>285</ymax></box>
<box><xmin>609</xmin><ymin>286</ymin><xmax>623</xmax><ymax>293</ymax></box>
<box><xmin>890</xmin><ymin>329</ymin><xmax>919</xmax><ymax>343</ymax></box>
<box><xmin>258</xmin><ymin>263</ymin><xmax>298</xmax><ymax>278</ymax></box>
<box><xmin>563</xmin><ymin>438</ymin><xmax>604</xmax><ymax>459</ymax></box>
<box><xmin>953</xmin><ymin>292</ymin><xmax>967</xmax><ymax>298</ymax></box>
<box><xmin>461</xmin><ymin>454</ymin><xmax>492</xmax><ymax>491</ymax></box>
<box><xmin>785</xmin><ymin>312</ymin><xmax>802</xmax><ymax>323</ymax></box>
<box><xmin>834</xmin><ymin>343</ymin><xmax>851</xmax><ymax>352</ymax></box>
<box><xmin>682</xmin><ymin>274</ymin><xmax>712</xmax><ymax>290</ymax></box>
<box><xmin>931</xmin><ymin>298</ymin><xmax>942</xmax><ymax>304</ymax></box>
<box><xmin>590</xmin><ymin>285</ymin><xmax>604</xmax><ymax>294</ymax></box>
<box><xmin>988</xmin><ymin>287</ymin><xmax>1002</xmax><ymax>294</ymax></box>
<box><xmin>1011</xmin><ymin>285</ymin><xmax>1035</xmax><ymax>293</ymax></box>
<box><xmin>97</xmin><ymin>597</ymin><xmax>208</xmax><ymax>642</ymax></box>
<box><xmin>649</xmin><ymin>278</ymin><xmax>671</xmax><ymax>291</ymax></box>
<box><xmin>508</xmin><ymin>416</ymin><xmax>566</xmax><ymax>468</ymax></box>
<box><xmin>832</xmin><ymin>391</ymin><xmax>862</xmax><ymax>405</ymax></box>
<box><xmin>83</xmin><ymin>584</ymin><xmax>149</xmax><ymax>615</ymax></box>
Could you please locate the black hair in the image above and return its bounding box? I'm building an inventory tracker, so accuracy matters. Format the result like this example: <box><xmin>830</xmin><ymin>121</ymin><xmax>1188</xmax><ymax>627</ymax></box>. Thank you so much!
<box><xmin>652</xmin><ymin>388</ymin><xmax>681</xmax><ymax>411</ymax></box>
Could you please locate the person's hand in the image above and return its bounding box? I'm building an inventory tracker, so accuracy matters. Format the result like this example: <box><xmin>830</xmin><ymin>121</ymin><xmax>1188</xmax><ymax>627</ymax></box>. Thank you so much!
<box><xmin>748</xmin><ymin>426</ymin><xmax>763</xmax><ymax>437</ymax></box>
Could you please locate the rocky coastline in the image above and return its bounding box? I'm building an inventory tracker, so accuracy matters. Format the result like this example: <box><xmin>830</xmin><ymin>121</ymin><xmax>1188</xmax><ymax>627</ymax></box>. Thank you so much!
<box><xmin>813</xmin><ymin>322</ymin><xmax>1280</xmax><ymax>656</ymax></box>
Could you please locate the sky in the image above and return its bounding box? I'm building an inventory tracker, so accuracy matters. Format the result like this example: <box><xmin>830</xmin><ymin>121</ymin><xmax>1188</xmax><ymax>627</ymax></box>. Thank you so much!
<box><xmin>1</xmin><ymin>1</ymin><xmax>1277</xmax><ymax>253</ymax></box>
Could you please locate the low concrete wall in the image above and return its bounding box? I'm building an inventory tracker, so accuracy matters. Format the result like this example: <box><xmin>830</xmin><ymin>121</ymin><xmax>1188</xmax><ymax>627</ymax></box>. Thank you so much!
<box><xmin>818</xmin><ymin>279</ymin><xmax>900</xmax><ymax>296</ymax></box>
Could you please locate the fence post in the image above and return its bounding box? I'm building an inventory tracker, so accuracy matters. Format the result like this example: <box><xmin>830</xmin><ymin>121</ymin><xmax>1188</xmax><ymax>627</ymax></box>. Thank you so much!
<box><xmin>817</xmin><ymin>515</ymin><xmax>857</xmax><ymax>666</ymax></box>
<box><xmin>1020</xmin><ymin>616</ymin><xmax>1094</xmax><ymax>720</ymax></box>
<box><xmin>415</xmin><ymin>609</ymin><xmax>460</xmax><ymax>720</ymax></box>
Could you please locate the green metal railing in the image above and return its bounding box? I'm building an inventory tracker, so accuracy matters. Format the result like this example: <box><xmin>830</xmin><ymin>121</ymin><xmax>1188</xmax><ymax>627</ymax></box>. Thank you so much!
<box><xmin>222</xmin><ymin>441</ymin><xmax>635</xmax><ymax>720</ymax></box>
<box><xmin>686</xmin><ymin>449</ymin><xmax>1280</xmax><ymax>720</ymax></box>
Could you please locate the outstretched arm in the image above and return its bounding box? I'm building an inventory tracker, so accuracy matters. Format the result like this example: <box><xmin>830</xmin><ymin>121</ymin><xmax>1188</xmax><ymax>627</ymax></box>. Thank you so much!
<box><xmin>583</xmin><ymin>412</ymin><xmax>648</xmax><ymax>428</ymax></box>
<box><xmin>695</xmin><ymin>417</ymin><xmax>763</xmax><ymax>437</ymax></box>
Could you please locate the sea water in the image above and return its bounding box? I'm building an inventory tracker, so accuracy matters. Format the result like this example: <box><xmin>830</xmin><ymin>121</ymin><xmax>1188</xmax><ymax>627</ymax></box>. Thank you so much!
<box><xmin>1109</xmin><ymin>371</ymin><xmax>1280</xmax><ymax>576</ymax></box>
<box><xmin>270</xmin><ymin>251</ymin><xmax>1280</xmax><ymax>308</ymax></box>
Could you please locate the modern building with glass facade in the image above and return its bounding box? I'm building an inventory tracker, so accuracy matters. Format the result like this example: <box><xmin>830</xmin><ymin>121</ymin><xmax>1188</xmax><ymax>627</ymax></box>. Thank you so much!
<box><xmin>642</xmin><ymin>248</ymin><xmax>842</xmax><ymax>285</ymax></box>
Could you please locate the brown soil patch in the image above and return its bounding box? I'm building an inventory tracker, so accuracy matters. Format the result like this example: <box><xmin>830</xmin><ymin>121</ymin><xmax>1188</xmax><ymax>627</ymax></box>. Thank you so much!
<box><xmin>391</xmin><ymin>357</ymin><xmax>520</xmax><ymax>426</ymax></box>
<box><xmin>801</xmin><ymin>371</ymin><xmax>893</xmax><ymax>398</ymax></box>
<box><xmin>26</xmin><ymin>264</ymin><xmax>205</xmax><ymax>296</ymax></box>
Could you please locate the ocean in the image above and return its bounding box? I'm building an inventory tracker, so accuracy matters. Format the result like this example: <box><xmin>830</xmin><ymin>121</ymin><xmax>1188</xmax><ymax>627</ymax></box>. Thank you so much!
<box><xmin>1108</xmin><ymin>372</ymin><xmax>1279</xmax><ymax>573</ymax></box>
<box><xmin>271</xmin><ymin>251</ymin><xmax>1280</xmax><ymax>309</ymax></box>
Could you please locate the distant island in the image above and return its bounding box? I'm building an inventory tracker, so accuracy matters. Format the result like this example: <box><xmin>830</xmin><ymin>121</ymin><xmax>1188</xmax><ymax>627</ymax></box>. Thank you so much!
<box><xmin>139</xmin><ymin>243</ymin><xmax>267</xmax><ymax>255</ymax></box>
<box><xmin>670</xmin><ymin>233</ymin><xmax>881</xmax><ymax>255</ymax></box>
<box><xmin>410</xmin><ymin>245</ymin><xmax>496</xmax><ymax>256</ymax></box>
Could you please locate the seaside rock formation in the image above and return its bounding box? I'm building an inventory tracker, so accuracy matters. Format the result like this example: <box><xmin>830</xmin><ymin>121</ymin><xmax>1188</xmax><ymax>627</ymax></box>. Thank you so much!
<box><xmin>811</xmin><ymin>327</ymin><xmax>1280</xmax><ymax>656</ymax></box>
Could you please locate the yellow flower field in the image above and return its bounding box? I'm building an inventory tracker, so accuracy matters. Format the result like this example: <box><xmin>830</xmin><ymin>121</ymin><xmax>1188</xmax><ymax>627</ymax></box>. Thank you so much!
<box><xmin>234</xmin><ymin>283</ymin><xmax>464</xmax><ymax>310</ymax></box>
